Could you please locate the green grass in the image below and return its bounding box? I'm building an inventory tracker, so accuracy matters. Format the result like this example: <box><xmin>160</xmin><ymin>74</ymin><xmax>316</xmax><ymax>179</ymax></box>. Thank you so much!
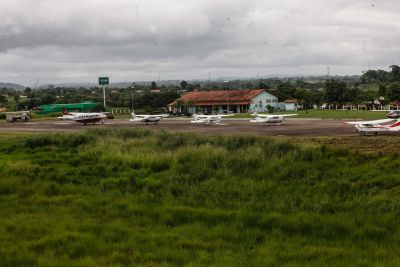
<box><xmin>232</xmin><ymin>109</ymin><xmax>388</xmax><ymax>120</ymax></box>
<box><xmin>1</xmin><ymin>129</ymin><xmax>400</xmax><ymax>266</ymax></box>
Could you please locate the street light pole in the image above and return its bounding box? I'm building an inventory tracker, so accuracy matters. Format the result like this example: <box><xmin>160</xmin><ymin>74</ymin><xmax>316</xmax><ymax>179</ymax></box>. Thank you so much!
<box><xmin>103</xmin><ymin>85</ymin><xmax>106</xmax><ymax>108</ymax></box>
<box><xmin>131</xmin><ymin>82</ymin><xmax>135</xmax><ymax>111</ymax></box>
<box><xmin>224</xmin><ymin>80</ymin><xmax>229</xmax><ymax>114</ymax></box>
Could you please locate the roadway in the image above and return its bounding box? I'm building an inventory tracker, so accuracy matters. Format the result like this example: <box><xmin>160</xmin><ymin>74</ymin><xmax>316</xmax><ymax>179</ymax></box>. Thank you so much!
<box><xmin>0</xmin><ymin>118</ymin><xmax>357</xmax><ymax>137</ymax></box>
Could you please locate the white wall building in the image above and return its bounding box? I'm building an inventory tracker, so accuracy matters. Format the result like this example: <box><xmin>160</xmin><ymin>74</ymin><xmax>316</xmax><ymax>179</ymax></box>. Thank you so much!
<box><xmin>168</xmin><ymin>89</ymin><xmax>296</xmax><ymax>114</ymax></box>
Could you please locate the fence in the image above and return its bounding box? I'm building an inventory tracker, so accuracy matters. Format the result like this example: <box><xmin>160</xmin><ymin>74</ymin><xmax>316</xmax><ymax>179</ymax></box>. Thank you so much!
<box><xmin>109</xmin><ymin>108</ymin><xmax>131</xmax><ymax>114</ymax></box>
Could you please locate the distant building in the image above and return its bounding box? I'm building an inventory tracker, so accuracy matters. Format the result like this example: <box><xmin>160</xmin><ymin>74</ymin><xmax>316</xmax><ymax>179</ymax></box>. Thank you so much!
<box><xmin>168</xmin><ymin>89</ymin><xmax>279</xmax><ymax>114</ymax></box>
<box><xmin>279</xmin><ymin>99</ymin><xmax>299</xmax><ymax>111</ymax></box>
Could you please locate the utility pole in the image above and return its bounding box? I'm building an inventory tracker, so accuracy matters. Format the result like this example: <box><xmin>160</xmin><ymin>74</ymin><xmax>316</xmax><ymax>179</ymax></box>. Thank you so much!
<box><xmin>224</xmin><ymin>80</ymin><xmax>229</xmax><ymax>113</ymax></box>
<box><xmin>103</xmin><ymin>85</ymin><xmax>106</xmax><ymax>108</ymax></box>
<box><xmin>131</xmin><ymin>82</ymin><xmax>135</xmax><ymax>111</ymax></box>
<box><xmin>98</xmin><ymin>77</ymin><xmax>109</xmax><ymax>108</ymax></box>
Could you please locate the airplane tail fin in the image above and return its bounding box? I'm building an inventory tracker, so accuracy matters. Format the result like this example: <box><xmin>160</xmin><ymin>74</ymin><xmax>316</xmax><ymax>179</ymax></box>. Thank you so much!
<box><xmin>389</xmin><ymin>119</ymin><xmax>400</xmax><ymax>128</ymax></box>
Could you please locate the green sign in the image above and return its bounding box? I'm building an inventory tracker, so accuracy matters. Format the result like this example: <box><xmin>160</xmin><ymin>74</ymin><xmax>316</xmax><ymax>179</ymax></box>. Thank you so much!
<box><xmin>98</xmin><ymin>77</ymin><xmax>109</xmax><ymax>85</ymax></box>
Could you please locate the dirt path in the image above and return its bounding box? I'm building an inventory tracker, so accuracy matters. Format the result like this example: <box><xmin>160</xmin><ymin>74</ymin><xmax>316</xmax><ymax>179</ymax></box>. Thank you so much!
<box><xmin>0</xmin><ymin>119</ymin><xmax>357</xmax><ymax>137</ymax></box>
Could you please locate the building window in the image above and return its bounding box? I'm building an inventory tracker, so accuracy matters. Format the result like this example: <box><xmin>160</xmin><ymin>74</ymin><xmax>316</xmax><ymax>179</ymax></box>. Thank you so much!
<box><xmin>266</xmin><ymin>99</ymin><xmax>272</xmax><ymax>103</ymax></box>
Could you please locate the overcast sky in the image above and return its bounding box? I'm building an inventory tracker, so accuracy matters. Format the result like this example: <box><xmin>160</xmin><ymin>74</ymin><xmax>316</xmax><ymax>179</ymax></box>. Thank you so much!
<box><xmin>1</xmin><ymin>0</ymin><xmax>399</xmax><ymax>86</ymax></box>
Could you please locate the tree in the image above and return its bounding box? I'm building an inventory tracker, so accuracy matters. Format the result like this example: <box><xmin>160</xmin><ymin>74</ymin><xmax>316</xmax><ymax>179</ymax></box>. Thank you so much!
<box><xmin>24</xmin><ymin>87</ymin><xmax>32</xmax><ymax>95</ymax></box>
<box><xmin>151</xmin><ymin>81</ymin><xmax>157</xmax><ymax>90</ymax></box>
<box><xmin>342</xmin><ymin>86</ymin><xmax>360</xmax><ymax>103</ymax></box>
<box><xmin>387</xmin><ymin>82</ymin><xmax>400</xmax><ymax>102</ymax></box>
<box><xmin>325</xmin><ymin>79</ymin><xmax>347</xmax><ymax>104</ymax></box>
<box><xmin>356</xmin><ymin>90</ymin><xmax>377</xmax><ymax>104</ymax></box>
<box><xmin>277</xmin><ymin>82</ymin><xmax>296</xmax><ymax>100</ymax></box>
<box><xmin>6</xmin><ymin>96</ymin><xmax>17</xmax><ymax>111</ymax></box>
<box><xmin>390</xmin><ymin>65</ymin><xmax>400</xmax><ymax>81</ymax></box>
<box><xmin>266</xmin><ymin>104</ymin><xmax>275</xmax><ymax>113</ymax></box>
<box><xmin>180</xmin><ymin>80</ymin><xmax>188</xmax><ymax>91</ymax></box>
<box><xmin>378</xmin><ymin>84</ymin><xmax>388</xmax><ymax>100</ymax></box>
<box><xmin>258</xmin><ymin>80</ymin><xmax>268</xmax><ymax>89</ymax></box>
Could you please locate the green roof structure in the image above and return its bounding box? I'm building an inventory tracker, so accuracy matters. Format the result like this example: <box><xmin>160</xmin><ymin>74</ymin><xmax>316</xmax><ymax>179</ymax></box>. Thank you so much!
<box><xmin>37</xmin><ymin>101</ymin><xmax>99</xmax><ymax>114</ymax></box>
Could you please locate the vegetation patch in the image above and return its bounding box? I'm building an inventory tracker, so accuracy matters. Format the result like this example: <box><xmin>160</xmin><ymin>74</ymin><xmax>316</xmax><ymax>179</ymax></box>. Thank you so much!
<box><xmin>0</xmin><ymin>129</ymin><xmax>400</xmax><ymax>266</ymax></box>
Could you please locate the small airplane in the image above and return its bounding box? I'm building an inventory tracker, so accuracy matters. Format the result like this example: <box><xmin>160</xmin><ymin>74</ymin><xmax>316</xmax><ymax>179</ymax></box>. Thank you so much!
<box><xmin>372</xmin><ymin>110</ymin><xmax>400</xmax><ymax>118</ymax></box>
<box><xmin>129</xmin><ymin>111</ymin><xmax>169</xmax><ymax>124</ymax></box>
<box><xmin>250</xmin><ymin>112</ymin><xmax>298</xmax><ymax>125</ymax></box>
<box><xmin>190</xmin><ymin>114</ymin><xmax>233</xmax><ymax>125</ymax></box>
<box><xmin>346</xmin><ymin>118</ymin><xmax>400</xmax><ymax>135</ymax></box>
<box><xmin>58</xmin><ymin>111</ymin><xmax>107</xmax><ymax>125</ymax></box>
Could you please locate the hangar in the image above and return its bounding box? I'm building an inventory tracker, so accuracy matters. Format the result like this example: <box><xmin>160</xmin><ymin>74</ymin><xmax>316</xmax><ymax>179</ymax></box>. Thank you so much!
<box><xmin>37</xmin><ymin>101</ymin><xmax>99</xmax><ymax>114</ymax></box>
<box><xmin>168</xmin><ymin>89</ymin><xmax>288</xmax><ymax>114</ymax></box>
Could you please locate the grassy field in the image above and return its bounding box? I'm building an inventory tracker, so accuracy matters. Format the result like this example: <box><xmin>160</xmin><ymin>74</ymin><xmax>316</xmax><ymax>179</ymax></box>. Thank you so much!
<box><xmin>1</xmin><ymin>129</ymin><xmax>400</xmax><ymax>266</ymax></box>
<box><xmin>232</xmin><ymin>109</ymin><xmax>388</xmax><ymax>120</ymax></box>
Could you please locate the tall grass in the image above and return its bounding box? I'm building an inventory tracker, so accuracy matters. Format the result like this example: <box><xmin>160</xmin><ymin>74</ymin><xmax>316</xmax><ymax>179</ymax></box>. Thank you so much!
<box><xmin>0</xmin><ymin>129</ymin><xmax>400</xmax><ymax>266</ymax></box>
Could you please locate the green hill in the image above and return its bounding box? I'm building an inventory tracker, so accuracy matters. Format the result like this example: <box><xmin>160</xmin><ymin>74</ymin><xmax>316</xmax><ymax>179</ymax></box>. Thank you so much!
<box><xmin>0</xmin><ymin>129</ymin><xmax>399</xmax><ymax>266</ymax></box>
<box><xmin>0</xmin><ymin>82</ymin><xmax>25</xmax><ymax>90</ymax></box>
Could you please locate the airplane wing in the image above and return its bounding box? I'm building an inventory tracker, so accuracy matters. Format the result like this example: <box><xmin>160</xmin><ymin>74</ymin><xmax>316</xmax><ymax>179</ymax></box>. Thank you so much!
<box><xmin>251</xmin><ymin>113</ymin><xmax>269</xmax><ymax>117</ymax></box>
<box><xmin>279</xmin><ymin>114</ymin><xmax>298</xmax><ymax>117</ymax></box>
<box><xmin>130</xmin><ymin>115</ymin><xmax>148</xmax><ymax>121</ymax></box>
<box><xmin>58</xmin><ymin>114</ymin><xmax>75</xmax><ymax>120</ymax></box>
<box><xmin>195</xmin><ymin>115</ymin><xmax>211</xmax><ymax>119</ymax></box>
<box><xmin>251</xmin><ymin>113</ymin><xmax>297</xmax><ymax>118</ymax></box>
<box><xmin>346</xmin><ymin>119</ymin><xmax>395</xmax><ymax>125</ymax></box>
<box><xmin>371</xmin><ymin>110</ymin><xmax>400</xmax><ymax>112</ymax></box>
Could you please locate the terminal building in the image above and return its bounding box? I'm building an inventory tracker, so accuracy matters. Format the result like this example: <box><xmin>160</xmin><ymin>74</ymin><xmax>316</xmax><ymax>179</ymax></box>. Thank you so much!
<box><xmin>168</xmin><ymin>89</ymin><xmax>297</xmax><ymax>114</ymax></box>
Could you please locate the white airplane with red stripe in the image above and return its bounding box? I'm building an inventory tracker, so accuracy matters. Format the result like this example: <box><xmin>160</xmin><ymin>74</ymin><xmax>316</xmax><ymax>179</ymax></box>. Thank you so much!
<box><xmin>346</xmin><ymin>118</ymin><xmax>400</xmax><ymax>135</ymax></box>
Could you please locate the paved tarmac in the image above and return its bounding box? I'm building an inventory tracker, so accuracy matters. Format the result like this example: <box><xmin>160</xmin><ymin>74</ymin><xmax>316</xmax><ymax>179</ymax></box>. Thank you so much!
<box><xmin>0</xmin><ymin>119</ymin><xmax>357</xmax><ymax>137</ymax></box>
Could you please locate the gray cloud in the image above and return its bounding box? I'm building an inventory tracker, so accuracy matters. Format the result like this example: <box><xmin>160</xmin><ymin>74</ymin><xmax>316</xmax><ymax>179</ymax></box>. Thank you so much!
<box><xmin>0</xmin><ymin>0</ymin><xmax>399</xmax><ymax>85</ymax></box>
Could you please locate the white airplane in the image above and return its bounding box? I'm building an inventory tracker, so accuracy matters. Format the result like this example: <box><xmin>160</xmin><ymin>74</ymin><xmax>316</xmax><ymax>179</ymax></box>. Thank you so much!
<box><xmin>372</xmin><ymin>110</ymin><xmax>400</xmax><ymax>118</ymax></box>
<box><xmin>250</xmin><ymin>112</ymin><xmax>298</xmax><ymax>125</ymax></box>
<box><xmin>190</xmin><ymin>114</ymin><xmax>234</xmax><ymax>125</ymax></box>
<box><xmin>346</xmin><ymin>118</ymin><xmax>400</xmax><ymax>135</ymax></box>
<box><xmin>57</xmin><ymin>112</ymin><xmax>107</xmax><ymax>125</ymax></box>
<box><xmin>129</xmin><ymin>111</ymin><xmax>169</xmax><ymax>124</ymax></box>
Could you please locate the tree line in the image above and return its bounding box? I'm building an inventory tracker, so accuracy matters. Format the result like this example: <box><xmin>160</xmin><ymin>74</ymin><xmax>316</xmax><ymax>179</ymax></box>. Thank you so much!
<box><xmin>1</xmin><ymin>65</ymin><xmax>399</xmax><ymax>112</ymax></box>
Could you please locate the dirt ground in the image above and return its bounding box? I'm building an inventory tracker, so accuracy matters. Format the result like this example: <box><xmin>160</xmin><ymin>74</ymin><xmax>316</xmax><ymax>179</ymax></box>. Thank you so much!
<box><xmin>0</xmin><ymin>118</ymin><xmax>358</xmax><ymax>136</ymax></box>
<box><xmin>2</xmin><ymin>118</ymin><xmax>400</xmax><ymax>154</ymax></box>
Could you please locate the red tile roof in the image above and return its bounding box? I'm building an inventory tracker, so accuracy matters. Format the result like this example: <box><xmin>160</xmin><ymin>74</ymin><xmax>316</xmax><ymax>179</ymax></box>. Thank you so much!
<box><xmin>283</xmin><ymin>98</ymin><xmax>298</xmax><ymax>103</ymax></box>
<box><xmin>171</xmin><ymin>89</ymin><xmax>266</xmax><ymax>106</ymax></box>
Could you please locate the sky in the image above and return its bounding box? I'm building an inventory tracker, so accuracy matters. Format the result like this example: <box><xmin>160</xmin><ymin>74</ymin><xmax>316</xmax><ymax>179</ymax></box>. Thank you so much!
<box><xmin>1</xmin><ymin>0</ymin><xmax>399</xmax><ymax>86</ymax></box>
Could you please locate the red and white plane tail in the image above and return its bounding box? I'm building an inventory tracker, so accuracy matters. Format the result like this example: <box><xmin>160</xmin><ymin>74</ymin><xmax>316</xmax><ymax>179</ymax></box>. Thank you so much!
<box><xmin>388</xmin><ymin>119</ymin><xmax>400</xmax><ymax>131</ymax></box>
